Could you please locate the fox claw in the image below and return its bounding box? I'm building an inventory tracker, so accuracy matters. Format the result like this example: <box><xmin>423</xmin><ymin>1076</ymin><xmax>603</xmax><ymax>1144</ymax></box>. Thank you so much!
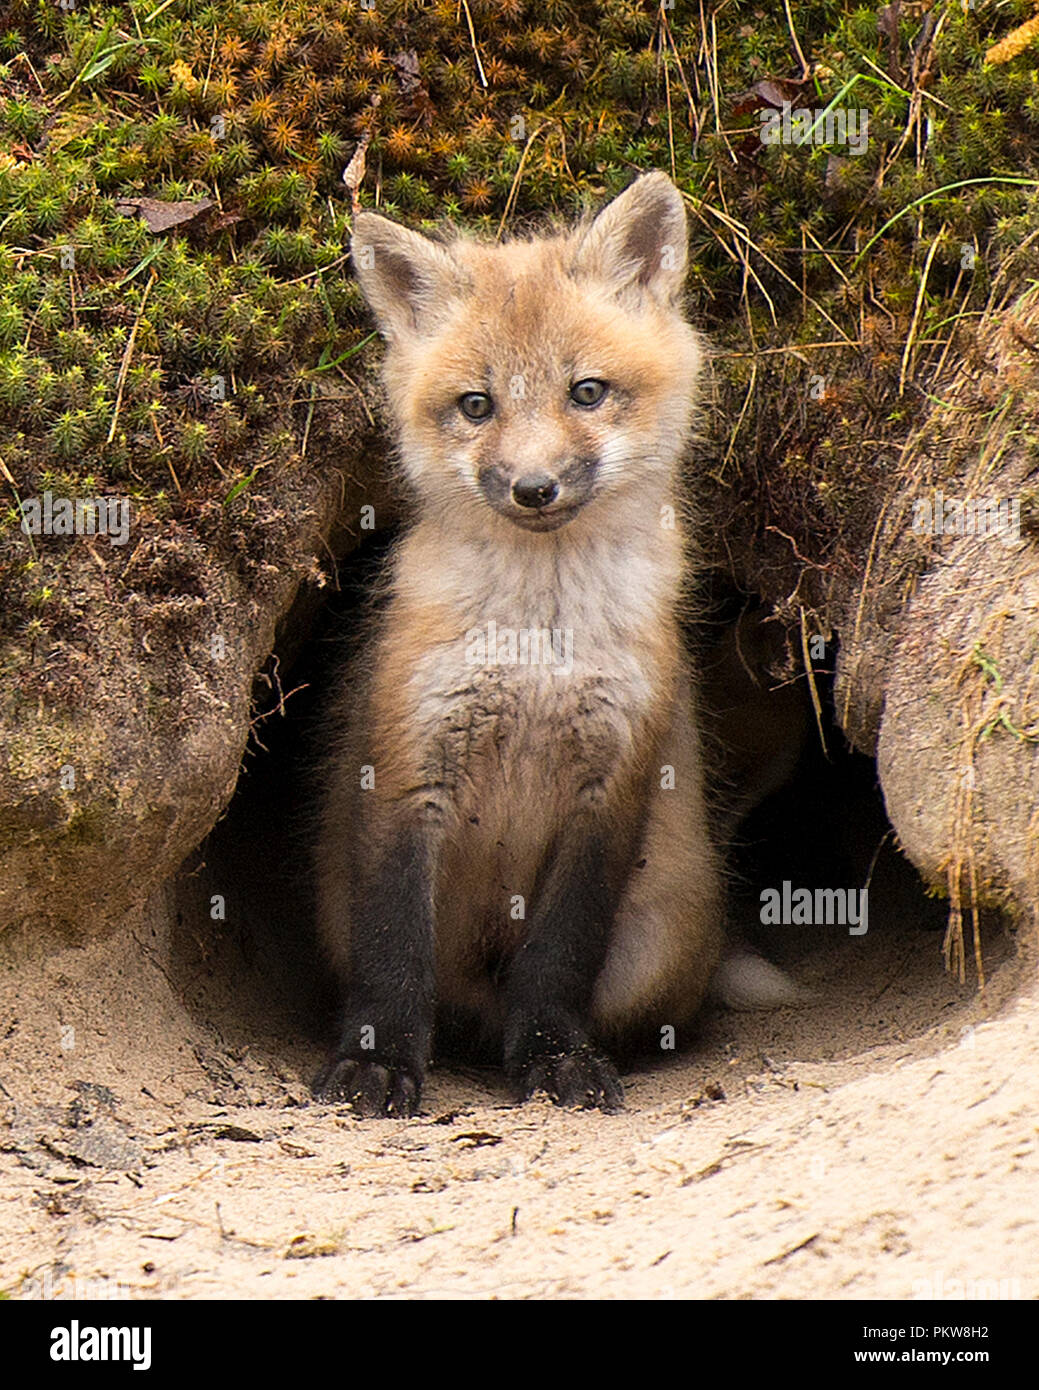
<box><xmin>312</xmin><ymin>1055</ymin><xmax>421</xmax><ymax>1117</ymax></box>
<box><xmin>518</xmin><ymin>1048</ymin><xmax>624</xmax><ymax>1113</ymax></box>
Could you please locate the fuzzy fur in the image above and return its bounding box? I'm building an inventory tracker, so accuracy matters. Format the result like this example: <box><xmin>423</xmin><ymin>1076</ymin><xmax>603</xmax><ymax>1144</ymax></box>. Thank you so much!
<box><xmin>314</xmin><ymin>173</ymin><xmax>724</xmax><ymax>1115</ymax></box>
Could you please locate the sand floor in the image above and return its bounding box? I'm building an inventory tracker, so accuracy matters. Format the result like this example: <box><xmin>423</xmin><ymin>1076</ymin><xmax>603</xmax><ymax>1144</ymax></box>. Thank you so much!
<box><xmin>2</xmin><ymin>873</ymin><xmax>1035</xmax><ymax>1301</ymax></box>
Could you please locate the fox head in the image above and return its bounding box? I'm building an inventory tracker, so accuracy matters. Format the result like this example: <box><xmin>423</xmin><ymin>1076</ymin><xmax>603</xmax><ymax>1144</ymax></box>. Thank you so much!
<box><xmin>351</xmin><ymin>171</ymin><xmax>703</xmax><ymax>534</ymax></box>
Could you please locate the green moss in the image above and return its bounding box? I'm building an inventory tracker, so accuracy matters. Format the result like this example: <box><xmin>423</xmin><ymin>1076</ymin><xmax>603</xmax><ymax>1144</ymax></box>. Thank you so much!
<box><xmin>3</xmin><ymin>0</ymin><xmax>1039</xmax><ymax>651</ymax></box>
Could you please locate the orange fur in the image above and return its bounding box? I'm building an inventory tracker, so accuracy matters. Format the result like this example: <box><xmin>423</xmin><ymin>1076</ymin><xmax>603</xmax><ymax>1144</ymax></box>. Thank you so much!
<box><xmin>317</xmin><ymin>173</ymin><xmax>722</xmax><ymax>1080</ymax></box>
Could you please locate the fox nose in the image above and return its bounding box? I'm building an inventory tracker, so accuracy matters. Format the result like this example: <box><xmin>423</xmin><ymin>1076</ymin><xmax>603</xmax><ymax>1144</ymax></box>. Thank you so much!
<box><xmin>511</xmin><ymin>474</ymin><xmax>560</xmax><ymax>509</ymax></box>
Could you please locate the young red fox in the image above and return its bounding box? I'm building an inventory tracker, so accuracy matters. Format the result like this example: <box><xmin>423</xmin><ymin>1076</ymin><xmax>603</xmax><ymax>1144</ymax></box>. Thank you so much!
<box><xmin>314</xmin><ymin>172</ymin><xmax>725</xmax><ymax>1115</ymax></box>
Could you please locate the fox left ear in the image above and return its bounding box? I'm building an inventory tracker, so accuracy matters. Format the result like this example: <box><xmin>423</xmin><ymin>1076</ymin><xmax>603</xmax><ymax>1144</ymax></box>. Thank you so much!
<box><xmin>572</xmin><ymin>170</ymin><xmax>688</xmax><ymax>304</ymax></box>
<box><xmin>351</xmin><ymin>211</ymin><xmax>465</xmax><ymax>341</ymax></box>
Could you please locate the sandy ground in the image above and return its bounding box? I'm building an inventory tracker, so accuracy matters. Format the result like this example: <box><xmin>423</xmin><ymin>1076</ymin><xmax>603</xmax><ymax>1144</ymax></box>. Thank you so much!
<box><xmin>2</xmin><ymin>858</ymin><xmax>1036</xmax><ymax>1301</ymax></box>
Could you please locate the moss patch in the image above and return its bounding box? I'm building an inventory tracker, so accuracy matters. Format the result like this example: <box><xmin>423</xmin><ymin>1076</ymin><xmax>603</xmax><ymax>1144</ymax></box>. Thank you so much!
<box><xmin>3</xmin><ymin>3</ymin><xmax>1039</xmax><ymax>656</ymax></box>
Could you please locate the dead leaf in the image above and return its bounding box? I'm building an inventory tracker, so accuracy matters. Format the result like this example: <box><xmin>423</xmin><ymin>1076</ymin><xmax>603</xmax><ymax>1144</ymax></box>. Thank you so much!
<box><xmin>392</xmin><ymin>50</ymin><xmax>421</xmax><ymax>97</ymax></box>
<box><xmin>115</xmin><ymin>197</ymin><xmax>215</xmax><ymax>234</ymax></box>
<box><xmin>730</xmin><ymin>76</ymin><xmax>806</xmax><ymax>116</ymax></box>
<box><xmin>342</xmin><ymin>137</ymin><xmax>369</xmax><ymax>194</ymax></box>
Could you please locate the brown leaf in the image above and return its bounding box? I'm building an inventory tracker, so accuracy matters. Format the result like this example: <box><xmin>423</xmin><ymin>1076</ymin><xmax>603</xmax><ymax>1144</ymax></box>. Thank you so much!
<box><xmin>392</xmin><ymin>49</ymin><xmax>421</xmax><ymax>97</ymax></box>
<box><xmin>115</xmin><ymin>196</ymin><xmax>215</xmax><ymax>234</ymax></box>
<box><xmin>730</xmin><ymin>77</ymin><xmax>807</xmax><ymax>117</ymax></box>
<box><xmin>342</xmin><ymin>137</ymin><xmax>368</xmax><ymax>193</ymax></box>
<box><xmin>392</xmin><ymin>48</ymin><xmax>434</xmax><ymax>123</ymax></box>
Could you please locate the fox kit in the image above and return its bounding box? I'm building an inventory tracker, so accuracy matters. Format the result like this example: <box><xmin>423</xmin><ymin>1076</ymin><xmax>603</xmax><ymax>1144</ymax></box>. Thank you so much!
<box><xmin>313</xmin><ymin>171</ymin><xmax>722</xmax><ymax>1115</ymax></box>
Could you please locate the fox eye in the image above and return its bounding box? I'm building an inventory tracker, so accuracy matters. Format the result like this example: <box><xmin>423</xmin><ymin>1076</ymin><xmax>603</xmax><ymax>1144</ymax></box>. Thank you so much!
<box><xmin>570</xmin><ymin>378</ymin><xmax>608</xmax><ymax>407</ymax></box>
<box><xmin>458</xmin><ymin>391</ymin><xmax>494</xmax><ymax>421</ymax></box>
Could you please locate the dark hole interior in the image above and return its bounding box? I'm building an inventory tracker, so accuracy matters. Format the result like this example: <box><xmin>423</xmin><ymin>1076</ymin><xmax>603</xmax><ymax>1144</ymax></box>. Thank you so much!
<box><xmin>167</xmin><ymin>542</ymin><xmax>1015</xmax><ymax>1091</ymax></box>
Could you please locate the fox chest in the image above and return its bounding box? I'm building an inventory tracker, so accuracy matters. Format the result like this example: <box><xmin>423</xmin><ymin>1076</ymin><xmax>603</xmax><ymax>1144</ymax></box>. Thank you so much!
<box><xmin>406</xmin><ymin>638</ymin><xmax>654</xmax><ymax>807</ymax></box>
<box><xmin>410</xmin><ymin>653</ymin><xmax>655</xmax><ymax>961</ymax></box>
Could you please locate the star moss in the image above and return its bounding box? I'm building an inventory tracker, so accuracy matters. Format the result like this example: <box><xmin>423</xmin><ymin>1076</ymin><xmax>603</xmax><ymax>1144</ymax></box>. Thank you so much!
<box><xmin>2</xmin><ymin>0</ymin><xmax>1039</xmax><ymax>643</ymax></box>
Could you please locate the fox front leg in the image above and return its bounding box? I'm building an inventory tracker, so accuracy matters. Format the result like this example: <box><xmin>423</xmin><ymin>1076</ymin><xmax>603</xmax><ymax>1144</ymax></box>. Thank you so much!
<box><xmin>313</xmin><ymin>819</ymin><xmax>437</xmax><ymax>1117</ymax></box>
<box><xmin>503</xmin><ymin>816</ymin><xmax>633</xmax><ymax>1113</ymax></box>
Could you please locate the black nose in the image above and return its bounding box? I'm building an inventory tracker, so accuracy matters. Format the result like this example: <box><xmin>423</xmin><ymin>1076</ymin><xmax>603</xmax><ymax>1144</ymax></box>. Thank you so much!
<box><xmin>511</xmin><ymin>474</ymin><xmax>560</xmax><ymax>509</ymax></box>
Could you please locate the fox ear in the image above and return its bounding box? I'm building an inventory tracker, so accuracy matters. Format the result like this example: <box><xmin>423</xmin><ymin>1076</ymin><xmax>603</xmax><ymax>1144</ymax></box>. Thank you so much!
<box><xmin>572</xmin><ymin>171</ymin><xmax>688</xmax><ymax>304</ymax></box>
<box><xmin>351</xmin><ymin>212</ymin><xmax>463</xmax><ymax>340</ymax></box>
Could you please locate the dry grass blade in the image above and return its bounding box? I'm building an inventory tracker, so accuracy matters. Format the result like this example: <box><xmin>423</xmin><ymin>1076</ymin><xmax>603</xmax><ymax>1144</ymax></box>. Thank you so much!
<box><xmin>107</xmin><ymin>270</ymin><xmax>157</xmax><ymax>446</ymax></box>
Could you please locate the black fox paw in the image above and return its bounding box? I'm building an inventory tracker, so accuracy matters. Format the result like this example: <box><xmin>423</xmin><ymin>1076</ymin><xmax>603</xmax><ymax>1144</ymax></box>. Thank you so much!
<box><xmin>517</xmin><ymin>1048</ymin><xmax>624</xmax><ymax>1113</ymax></box>
<box><xmin>312</xmin><ymin>1055</ymin><xmax>422</xmax><ymax>1117</ymax></box>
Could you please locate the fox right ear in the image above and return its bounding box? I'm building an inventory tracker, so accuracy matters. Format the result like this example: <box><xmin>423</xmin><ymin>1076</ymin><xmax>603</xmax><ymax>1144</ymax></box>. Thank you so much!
<box><xmin>572</xmin><ymin>171</ymin><xmax>688</xmax><ymax>305</ymax></box>
<box><xmin>351</xmin><ymin>212</ymin><xmax>462</xmax><ymax>341</ymax></box>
